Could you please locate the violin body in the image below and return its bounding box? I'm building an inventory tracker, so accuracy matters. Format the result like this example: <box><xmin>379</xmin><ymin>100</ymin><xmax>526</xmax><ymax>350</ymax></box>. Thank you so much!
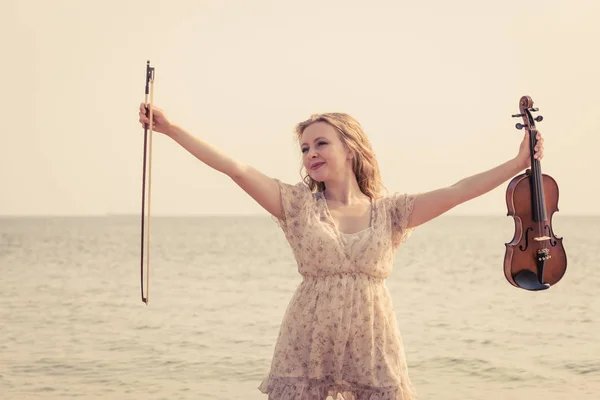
<box><xmin>504</xmin><ymin>96</ymin><xmax>567</xmax><ymax>291</ymax></box>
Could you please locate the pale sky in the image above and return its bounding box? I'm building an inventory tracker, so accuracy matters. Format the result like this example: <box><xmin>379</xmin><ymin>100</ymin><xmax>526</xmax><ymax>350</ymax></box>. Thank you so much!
<box><xmin>2</xmin><ymin>0</ymin><xmax>599</xmax><ymax>216</ymax></box>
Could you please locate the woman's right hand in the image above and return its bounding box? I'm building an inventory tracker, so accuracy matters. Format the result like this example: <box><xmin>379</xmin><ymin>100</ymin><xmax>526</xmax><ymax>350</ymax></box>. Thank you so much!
<box><xmin>138</xmin><ymin>102</ymin><xmax>172</xmax><ymax>135</ymax></box>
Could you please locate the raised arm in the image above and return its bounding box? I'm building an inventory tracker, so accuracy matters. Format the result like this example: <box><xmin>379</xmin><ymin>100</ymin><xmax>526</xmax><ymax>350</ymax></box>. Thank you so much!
<box><xmin>407</xmin><ymin>130</ymin><xmax>544</xmax><ymax>229</ymax></box>
<box><xmin>139</xmin><ymin>103</ymin><xmax>284</xmax><ymax>220</ymax></box>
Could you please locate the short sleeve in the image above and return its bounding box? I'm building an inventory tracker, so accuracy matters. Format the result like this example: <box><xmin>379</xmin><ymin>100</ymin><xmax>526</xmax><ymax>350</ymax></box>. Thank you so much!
<box><xmin>389</xmin><ymin>192</ymin><xmax>417</xmax><ymax>248</ymax></box>
<box><xmin>272</xmin><ymin>179</ymin><xmax>313</xmax><ymax>233</ymax></box>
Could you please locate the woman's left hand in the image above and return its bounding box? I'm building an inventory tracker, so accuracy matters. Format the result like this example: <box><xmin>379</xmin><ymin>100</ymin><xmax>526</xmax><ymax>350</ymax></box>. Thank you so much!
<box><xmin>515</xmin><ymin>130</ymin><xmax>544</xmax><ymax>169</ymax></box>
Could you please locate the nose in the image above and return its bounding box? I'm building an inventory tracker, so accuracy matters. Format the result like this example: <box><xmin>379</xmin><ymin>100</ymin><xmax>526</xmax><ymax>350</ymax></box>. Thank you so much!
<box><xmin>307</xmin><ymin>147</ymin><xmax>318</xmax><ymax>158</ymax></box>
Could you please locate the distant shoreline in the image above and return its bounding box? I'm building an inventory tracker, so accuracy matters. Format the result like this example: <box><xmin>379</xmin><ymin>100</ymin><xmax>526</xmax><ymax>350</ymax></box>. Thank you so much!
<box><xmin>1</xmin><ymin>214</ymin><xmax>597</xmax><ymax>219</ymax></box>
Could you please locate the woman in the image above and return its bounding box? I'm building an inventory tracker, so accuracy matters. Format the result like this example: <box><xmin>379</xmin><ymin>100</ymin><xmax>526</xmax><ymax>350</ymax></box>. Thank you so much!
<box><xmin>138</xmin><ymin>104</ymin><xmax>543</xmax><ymax>400</ymax></box>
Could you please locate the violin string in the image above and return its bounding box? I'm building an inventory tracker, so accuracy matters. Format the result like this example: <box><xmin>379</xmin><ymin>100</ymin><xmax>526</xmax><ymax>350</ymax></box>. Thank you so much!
<box><xmin>538</xmin><ymin>128</ymin><xmax>548</xmax><ymax>279</ymax></box>
<box><xmin>532</xmin><ymin>126</ymin><xmax>544</xmax><ymax>280</ymax></box>
<box><xmin>528</xmin><ymin>122</ymin><xmax>541</xmax><ymax>277</ymax></box>
<box><xmin>533</xmin><ymin>128</ymin><xmax>541</xmax><ymax>243</ymax></box>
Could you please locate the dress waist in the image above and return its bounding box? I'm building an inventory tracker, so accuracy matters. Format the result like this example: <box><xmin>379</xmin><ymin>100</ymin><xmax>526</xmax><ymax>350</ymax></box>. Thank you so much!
<box><xmin>301</xmin><ymin>271</ymin><xmax>385</xmax><ymax>282</ymax></box>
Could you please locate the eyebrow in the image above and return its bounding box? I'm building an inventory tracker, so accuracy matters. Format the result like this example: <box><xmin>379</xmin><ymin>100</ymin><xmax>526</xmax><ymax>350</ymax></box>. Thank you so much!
<box><xmin>300</xmin><ymin>137</ymin><xmax>327</xmax><ymax>147</ymax></box>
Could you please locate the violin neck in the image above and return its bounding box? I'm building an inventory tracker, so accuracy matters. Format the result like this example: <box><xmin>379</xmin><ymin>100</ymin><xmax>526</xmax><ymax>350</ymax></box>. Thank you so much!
<box><xmin>529</xmin><ymin>128</ymin><xmax>547</xmax><ymax>222</ymax></box>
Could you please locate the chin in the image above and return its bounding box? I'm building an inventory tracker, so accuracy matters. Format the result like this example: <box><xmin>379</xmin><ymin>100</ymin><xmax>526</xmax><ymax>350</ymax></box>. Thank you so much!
<box><xmin>306</xmin><ymin>164</ymin><xmax>331</xmax><ymax>183</ymax></box>
<box><xmin>308</xmin><ymin>171</ymin><xmax>327</xmax><ymax>183</ymax></box>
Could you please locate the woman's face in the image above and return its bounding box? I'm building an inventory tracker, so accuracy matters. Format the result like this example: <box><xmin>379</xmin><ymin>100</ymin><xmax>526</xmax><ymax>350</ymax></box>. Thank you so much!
<box><xmin>300</xmin><ymin>121</ymin><xmax>352</xmax><ymax>183</ymax></box>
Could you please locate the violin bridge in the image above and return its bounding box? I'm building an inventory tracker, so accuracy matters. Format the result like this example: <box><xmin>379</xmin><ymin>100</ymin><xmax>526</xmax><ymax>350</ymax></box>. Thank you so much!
<box><xmin>533</xmin><ymin>236</ymin><xmax>551</xmax><ymax>241</ymax></box>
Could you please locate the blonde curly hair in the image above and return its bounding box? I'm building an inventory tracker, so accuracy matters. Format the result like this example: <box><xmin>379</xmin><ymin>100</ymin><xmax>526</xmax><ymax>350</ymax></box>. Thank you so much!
<box><xmin>295</xmin><ymin>113</ymin><xmax>384</xmax><ymax>199</ymax></box>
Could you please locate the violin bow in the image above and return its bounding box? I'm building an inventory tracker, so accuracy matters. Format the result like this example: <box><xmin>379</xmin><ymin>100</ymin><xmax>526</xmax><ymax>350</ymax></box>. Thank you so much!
<box><xmin>141</xmin><ymin>60</ymin><xmax>155</xmax><ymax>304</ymax></box>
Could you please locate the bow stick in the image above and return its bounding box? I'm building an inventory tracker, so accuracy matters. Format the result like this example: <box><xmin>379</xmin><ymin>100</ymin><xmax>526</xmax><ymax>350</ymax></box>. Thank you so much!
<box><xmin>141</xmin><ymin>60</ymin><xmax>155</xmax><ymax>304</ymax></box>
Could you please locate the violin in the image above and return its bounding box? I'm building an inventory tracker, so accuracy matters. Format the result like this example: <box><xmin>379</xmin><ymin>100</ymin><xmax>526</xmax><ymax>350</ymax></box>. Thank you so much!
<box><xmin>504</xmin><ymin>95</ymin><xmax>567</xmax><ymax>291</ymax></box>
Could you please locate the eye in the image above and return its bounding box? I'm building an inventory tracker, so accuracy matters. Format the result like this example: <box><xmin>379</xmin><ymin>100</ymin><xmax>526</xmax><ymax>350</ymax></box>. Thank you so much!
<box><xmin>301</xmin><ymin>147</ymin><xmax>308</xmax><ymax>153</ymax></box>
<box><xmin>317</xmin><ymin>141</ymin><xmax>328</xmax><ymax>146</ymax></box>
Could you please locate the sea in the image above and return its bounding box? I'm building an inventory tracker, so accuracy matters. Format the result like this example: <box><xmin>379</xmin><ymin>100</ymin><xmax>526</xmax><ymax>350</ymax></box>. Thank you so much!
<box><xmin>1</xmin><ymin>215</ymin><xmax>598</xmax><ymax>400</ymax></box>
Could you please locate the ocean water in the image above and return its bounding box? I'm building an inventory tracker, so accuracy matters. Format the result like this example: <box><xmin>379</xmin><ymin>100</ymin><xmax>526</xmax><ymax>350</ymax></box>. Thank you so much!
<box><xmin>0</xmin><ymin>215</ymin><xmax>598</xmax><ymax>400</ymax></box>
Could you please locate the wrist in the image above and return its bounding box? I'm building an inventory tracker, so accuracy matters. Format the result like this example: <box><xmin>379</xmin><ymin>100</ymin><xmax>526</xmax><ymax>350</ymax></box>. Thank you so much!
<box><xmin>512</xmin><ymin>156</ymin><xmax>528</xmax><ymax>172</ymax></box>
<box><xmin>165</xmin><ymin>123</ymin><xmax>179</xmax><ymax>138</ymax></box>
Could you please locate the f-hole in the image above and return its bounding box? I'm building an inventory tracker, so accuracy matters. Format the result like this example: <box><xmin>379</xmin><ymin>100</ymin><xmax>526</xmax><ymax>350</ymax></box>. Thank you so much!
<box><xmin>519</xmin><ymin>227</ymin><xmax>533</xmax><ymax>251</ymax></box>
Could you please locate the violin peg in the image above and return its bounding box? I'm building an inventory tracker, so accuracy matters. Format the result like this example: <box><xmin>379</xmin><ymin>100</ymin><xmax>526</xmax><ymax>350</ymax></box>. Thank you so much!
<box><xmin>516</xmin><ymin>123</ymin><xmax>526</xmax><ymax>130</ymax></box>
<box><xmin>512</xmin><ymin>113</ymin><xmax>524</xmax><ymax>118</ymax></box>
<box><xmin>531</xmin><ymin>107</ymin><xmax>539</xmax><ymax>112</ymax></box>
<box><xmin>534</xmin><ymin>115</ymin><xmax>543</xmax><ymax>122</ymax></box>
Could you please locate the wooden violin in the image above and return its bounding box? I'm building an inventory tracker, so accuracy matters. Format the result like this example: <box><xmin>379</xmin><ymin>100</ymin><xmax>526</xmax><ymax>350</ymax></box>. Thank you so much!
<box><xmin>504</xmin><ymin>96</ymin><xmax>567</xmax><ymax>291</ymax></box>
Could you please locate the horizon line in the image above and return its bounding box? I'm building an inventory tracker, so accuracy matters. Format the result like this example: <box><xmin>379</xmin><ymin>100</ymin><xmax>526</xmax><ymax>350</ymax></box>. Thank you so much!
<box><xmin>1</xmin><ymin>213</ymin><xmax>597</xmax><ymax>218</ymax></box>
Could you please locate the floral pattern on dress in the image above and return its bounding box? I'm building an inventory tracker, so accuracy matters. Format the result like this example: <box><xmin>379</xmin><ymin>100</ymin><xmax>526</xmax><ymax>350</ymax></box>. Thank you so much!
<box><xmin>260</xmin><ymin>180</ymin><xmax>418</xmax><ymax>400</ymax></box>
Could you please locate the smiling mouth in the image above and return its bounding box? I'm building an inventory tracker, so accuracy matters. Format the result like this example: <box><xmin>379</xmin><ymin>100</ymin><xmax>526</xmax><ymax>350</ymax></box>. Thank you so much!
<box><xmin>311</xmin><ymin>162</ymin><xmax>325</xmax><ymax>170</ymax></box>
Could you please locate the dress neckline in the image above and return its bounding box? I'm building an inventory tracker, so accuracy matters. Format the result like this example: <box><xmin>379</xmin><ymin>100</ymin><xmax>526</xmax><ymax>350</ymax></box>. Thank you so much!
<box><xmin>318</xmin><ymin>191</ymin><xmax>375</xmax><ymax>236</ymax></box>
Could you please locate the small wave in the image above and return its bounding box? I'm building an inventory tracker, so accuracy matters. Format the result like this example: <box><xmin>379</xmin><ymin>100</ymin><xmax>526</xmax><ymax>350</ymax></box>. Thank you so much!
<box><xmin>34</xmin><ymin>386</ymin><xmax>56</xmax><ymax>392</ymax></box>
<box><xmin>134</xmin><ymin>324</ymin><xmax>162</xmax><ymax>330</ymax></box>
<box><xmin>564</xmin><ymin>361</ymin><xmax>600</xmax><ymax>375</ymax></box>
<box><xmin>415</xmin><ymin>356</ymin><xmax>550</xmax><ymax>383</ymax></box>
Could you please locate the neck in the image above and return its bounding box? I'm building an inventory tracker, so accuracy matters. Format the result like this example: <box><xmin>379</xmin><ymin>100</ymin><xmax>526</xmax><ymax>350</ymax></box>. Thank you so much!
<box><xmin>322</xmin><ymin>173</ymin><xmax>366</xmax><ymax>205</ymax></box>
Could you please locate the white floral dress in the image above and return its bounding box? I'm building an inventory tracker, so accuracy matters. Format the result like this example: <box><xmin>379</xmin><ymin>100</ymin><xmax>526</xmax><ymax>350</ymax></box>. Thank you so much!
<box><xmin>258</xmin><ymin>180</ymin><xmax>418</xmax><ymax>400</ymax></box>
